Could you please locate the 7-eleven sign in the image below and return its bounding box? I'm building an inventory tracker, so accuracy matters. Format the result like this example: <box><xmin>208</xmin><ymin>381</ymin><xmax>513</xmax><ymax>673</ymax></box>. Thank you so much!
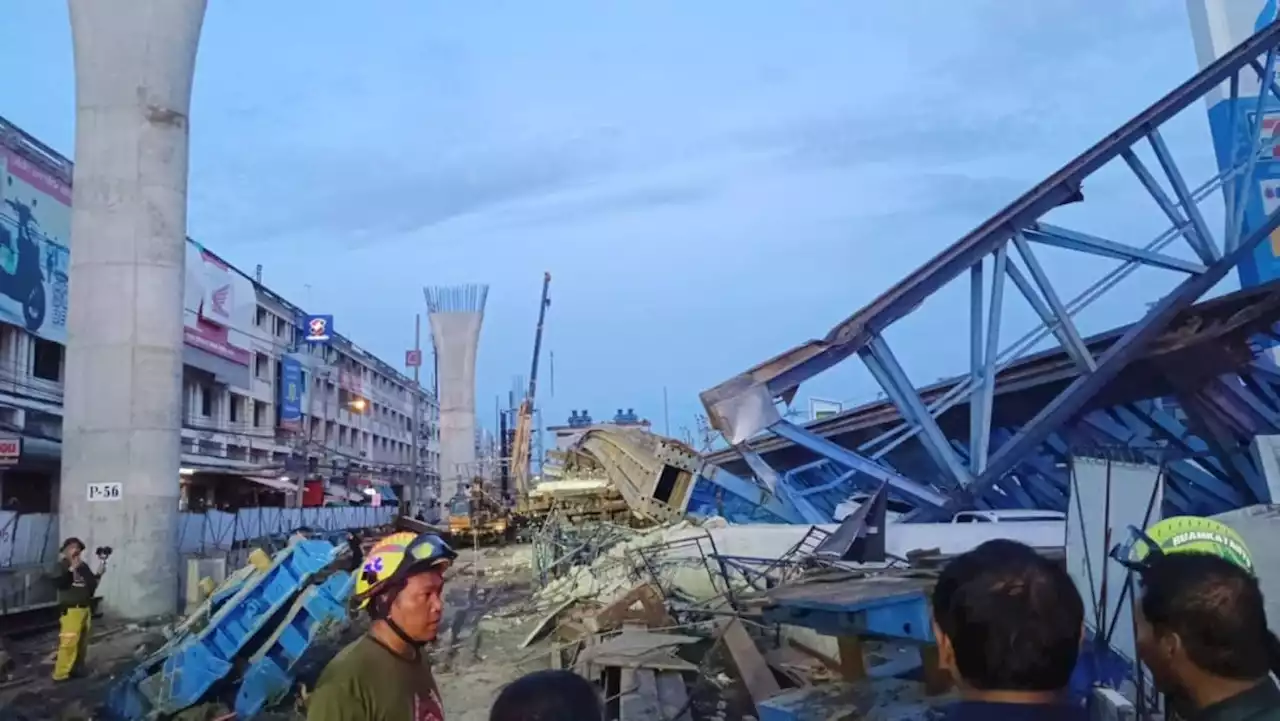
<box><xmin>1258</xmin><ymin>178</ymin><xmax>1280</xmax><ymax>257</ymax></box>
<box><xmin>1259</xmin><ymin>114</ymin><xmax>1280</xmax><ymax>161</ymax></box>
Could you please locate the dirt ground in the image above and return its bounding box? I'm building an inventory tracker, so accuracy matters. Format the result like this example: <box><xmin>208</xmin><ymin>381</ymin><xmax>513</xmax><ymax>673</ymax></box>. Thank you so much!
<box><xmin>0</xmin><ymin>544</ymin><xmax>549</xmax><ymax>721</ymax></box>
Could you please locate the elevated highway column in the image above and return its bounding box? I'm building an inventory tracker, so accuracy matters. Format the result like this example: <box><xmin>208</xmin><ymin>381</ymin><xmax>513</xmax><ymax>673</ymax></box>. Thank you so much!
<box><xmin>61</xmin><ymin>0</ymin><xmax>207</xmax><ymax>618</ymax></box>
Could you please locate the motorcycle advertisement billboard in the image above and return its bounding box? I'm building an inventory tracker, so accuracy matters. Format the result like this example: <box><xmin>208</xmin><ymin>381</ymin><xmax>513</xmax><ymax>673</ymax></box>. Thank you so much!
<box><xmin>0</xmin><ymin>147</ymin><xmax>70</xmax><ymax>344</ymax></box>
<box><xmin>183</xmin><ymin>239</ymin><xmax>254</xmax><ymax>366</ymax></box>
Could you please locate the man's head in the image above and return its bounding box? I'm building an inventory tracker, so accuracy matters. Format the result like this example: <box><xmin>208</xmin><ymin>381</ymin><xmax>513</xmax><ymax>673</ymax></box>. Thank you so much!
<box><xmin>490</xmin><ymin>669</ymin><xmax>603</xmax><ymax>721</ymax></box>
<box><xmin>1135</xmin><ymin>551</ymin><xmax>1276</xmax><ymax>697</ymax></box>
<box><xmin>930</xmin><ymin>539</ymin><xmax>1084</xmax><ymax>695</ymax></box>
<box><xmin>60</xmin><ymin>537</ymin><xmax>84</xmax><ymax>563</ymax></box>
<box><xmin>383</xmin><ymin>567</ymin><xmax>447</xmax><ymax>642</ymax></box>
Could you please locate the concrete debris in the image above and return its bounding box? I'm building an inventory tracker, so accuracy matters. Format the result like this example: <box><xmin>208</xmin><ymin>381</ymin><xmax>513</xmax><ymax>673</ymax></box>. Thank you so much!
<box><xmin>511</xmin><ymin>509</ymin><xmax>988</xmax><ymax>721</ymax></box>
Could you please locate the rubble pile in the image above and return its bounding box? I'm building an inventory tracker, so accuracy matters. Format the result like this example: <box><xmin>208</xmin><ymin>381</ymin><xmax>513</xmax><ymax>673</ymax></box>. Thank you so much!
<box><xmin>505</xmin><ymin>500</ymin><xmax>987</xmax><ymax>721</ymax></box>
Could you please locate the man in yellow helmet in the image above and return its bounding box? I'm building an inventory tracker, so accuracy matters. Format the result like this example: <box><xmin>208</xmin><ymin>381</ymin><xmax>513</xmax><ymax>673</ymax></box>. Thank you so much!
<box><xmin>308</xmin><ymin>531</ymin><xmax>457</xmax><ymax>721</ymax></box>
<box><xmin>1115</xmin><ymin>517</ymin><xmax>1280</xmax><ymax>721</ymax></box>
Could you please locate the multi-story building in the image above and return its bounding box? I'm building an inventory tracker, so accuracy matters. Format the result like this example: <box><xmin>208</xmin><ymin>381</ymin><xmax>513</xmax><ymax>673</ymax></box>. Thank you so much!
<box><xmin>0</xmin><ymin>115</ymin><xmax>440</xmax><ymax>515</ymax></box>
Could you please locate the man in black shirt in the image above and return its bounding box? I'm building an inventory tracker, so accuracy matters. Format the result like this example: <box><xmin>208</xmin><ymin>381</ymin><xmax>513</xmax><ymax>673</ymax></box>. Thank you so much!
<box><xmin>46</xmin><ymin>537</ymin><xmax>104</xmax><ymax>681</ymax></box>
<box><xmin>1135</xmin><ymin>551</ymin><xmax>1280</xmax><ymax>721</ymax></box>
<box><xmin>930</xmin><ymin>539</ymin><xmax>1087</xmax><ymax>721</ymax></box>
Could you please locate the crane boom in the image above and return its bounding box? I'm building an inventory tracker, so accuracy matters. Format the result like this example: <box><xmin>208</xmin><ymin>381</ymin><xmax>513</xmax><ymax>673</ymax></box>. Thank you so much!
<box><xmin>512</xmin><ymin>272</ymin><xmax>551</xmax><ymax>495</ymax></box>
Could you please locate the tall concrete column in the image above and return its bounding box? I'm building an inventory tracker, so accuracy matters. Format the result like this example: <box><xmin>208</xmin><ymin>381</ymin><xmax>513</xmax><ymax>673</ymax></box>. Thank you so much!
<box><xmin>424</xmin><ymin>285</ymin><xmax>487</xmax><ymax>522</ymax></box>
<box><xmin>61</xmin><ymin>0</ymin><xmax>207</xmax><ymax>618</ymax></box>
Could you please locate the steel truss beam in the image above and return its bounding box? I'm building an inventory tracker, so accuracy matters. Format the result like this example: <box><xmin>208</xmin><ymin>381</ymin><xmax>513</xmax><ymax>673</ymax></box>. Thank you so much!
<box><xmin>700</xmin><ymin>22</ymin><xmax>1280</xmax><ymax>518</ymax></box>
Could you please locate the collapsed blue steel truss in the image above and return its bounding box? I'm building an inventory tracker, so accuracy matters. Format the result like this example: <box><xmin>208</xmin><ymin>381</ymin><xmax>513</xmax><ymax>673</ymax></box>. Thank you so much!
<box><xmin>697</xmin><ymin>21</ymin><xmax>1280</xmax><ymax>523</ymax></box>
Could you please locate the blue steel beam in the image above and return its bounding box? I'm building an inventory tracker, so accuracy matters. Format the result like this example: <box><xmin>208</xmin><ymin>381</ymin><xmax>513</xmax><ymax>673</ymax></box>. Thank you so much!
<box><xmin>701</xmin><ymin>22</ymin><xmax>1280</xmax><ymax>517</ymax></box>
<box><xmin>701</xmin><ymin>20</ymin><xmax>1280</xmax><ymax>444</ymax></box>
<box><xmin>768</xmin><ymin>420</ymin><xmax>950</xmax><ymax>509</ymax></box>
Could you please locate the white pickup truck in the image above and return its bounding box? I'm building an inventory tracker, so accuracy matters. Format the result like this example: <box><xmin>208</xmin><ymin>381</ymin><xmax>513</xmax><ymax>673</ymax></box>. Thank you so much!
<box><xmin>951</xmin><ymin>509</ymin><xmax>1067</xmax><ymax>524</ymax></box>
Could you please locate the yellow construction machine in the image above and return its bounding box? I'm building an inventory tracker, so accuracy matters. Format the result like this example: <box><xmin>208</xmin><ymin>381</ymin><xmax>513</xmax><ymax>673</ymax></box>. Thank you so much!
<box><xmin>446</xmin><ymin>482</ymin><xmax>511</xmax><ymax>544</ymax></box>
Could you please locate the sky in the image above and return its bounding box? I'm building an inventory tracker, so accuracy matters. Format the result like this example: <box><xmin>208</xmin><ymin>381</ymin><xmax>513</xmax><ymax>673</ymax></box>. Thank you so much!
<box><xmin>0</xmin><ymin>0</ymin><xmax>1232</xmax><ymax>446</ymax></box>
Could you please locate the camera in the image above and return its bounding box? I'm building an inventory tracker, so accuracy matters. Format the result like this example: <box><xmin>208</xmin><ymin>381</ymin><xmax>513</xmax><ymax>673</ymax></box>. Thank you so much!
<box><xmin>96</xmin><ymin>546</ymin><xmax>113</xmax><ymax>560</ymax></box>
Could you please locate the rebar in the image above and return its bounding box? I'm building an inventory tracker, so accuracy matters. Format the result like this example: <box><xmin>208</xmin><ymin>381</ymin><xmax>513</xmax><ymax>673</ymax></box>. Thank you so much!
<box><xmin>423</xmin><ymin>284</ymin><xmax>490</xmax><ymax>315</ymax></box>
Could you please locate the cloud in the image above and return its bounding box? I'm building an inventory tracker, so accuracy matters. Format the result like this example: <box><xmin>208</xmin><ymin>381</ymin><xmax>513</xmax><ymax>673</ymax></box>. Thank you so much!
<box><xmin>198</xmin><ymin>137</ymin><xmax>621</xmax><ymax>244</ymax></box>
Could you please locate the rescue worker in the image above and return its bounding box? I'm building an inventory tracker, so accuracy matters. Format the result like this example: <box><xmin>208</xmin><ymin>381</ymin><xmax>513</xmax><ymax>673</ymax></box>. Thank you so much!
<box><xmin>47</xmin><ymin>537</ymin><xmax>105</xmax><ymax>681</ymax></box>
<box><xmin>1115</xmin><ymin>517</ymin><xmax>1280</xmax><ymax>721</ymax></box>
<box><xmin>307</xmin><ymin>531</ymin><xmax>456</xmax><ymax>721</ymax></box>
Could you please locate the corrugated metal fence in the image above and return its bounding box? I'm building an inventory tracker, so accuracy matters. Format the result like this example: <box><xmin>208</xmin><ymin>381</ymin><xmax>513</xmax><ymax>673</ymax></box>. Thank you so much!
<box><xmin>0</xmin><ymin>506</ymin><xmax>396</xmax><ymax>614</ymax></box>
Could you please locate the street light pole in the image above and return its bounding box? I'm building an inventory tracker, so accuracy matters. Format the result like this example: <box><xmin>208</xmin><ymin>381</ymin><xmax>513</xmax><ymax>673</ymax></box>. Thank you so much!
<box><xmin>411</xmin><ymin>314</ymin><xmax>422</xmax><ymax>515</ymax></box>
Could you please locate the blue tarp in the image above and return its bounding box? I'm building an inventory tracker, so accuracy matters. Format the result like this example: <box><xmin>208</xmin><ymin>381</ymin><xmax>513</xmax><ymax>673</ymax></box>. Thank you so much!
<box><xmin>374</xmin><ymin>483</ymin><xmax>399</xmax><ymax>503</ymax></box>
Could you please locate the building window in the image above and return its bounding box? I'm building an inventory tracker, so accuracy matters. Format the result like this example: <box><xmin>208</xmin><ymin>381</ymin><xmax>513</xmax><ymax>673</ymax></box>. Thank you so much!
<box><xmin>31</xmin><ymin>338</ymin><xmax>62</xmax><ymax>382</ymax></box>
<box><xmin>229</xmin><ymin>395</ymin><xmax>241</xmax><ymax>424</ymax></box>
<box><xmin>256</xmin><ymin>306</ymin><xmax>268</xmax><ymax>327</ymax></box>
<box><xmin>253</xmin><ymin>400</ymin><xmax>265</xmax><ymax>427</ymax></box>
<box><xmin>200</xmin><ymin>386</ymin><xmax>213</xmax><ymax>417</ymax></box>
<box><xmin>254</xmin><ymin>353</ymin><xmax>269</xmax><ymax>381</ymax></box>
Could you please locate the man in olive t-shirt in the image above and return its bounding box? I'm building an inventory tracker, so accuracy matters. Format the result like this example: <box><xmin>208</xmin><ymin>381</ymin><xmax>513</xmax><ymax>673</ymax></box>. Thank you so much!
<box><xmin>307</xmin><ymin>631</ymin><xmax>444</xmax><ymax>721</ymax></box>
<box><xmin>308</xmin><ymin>532</ymin><xmax>454</xmax><ymax>721</ymax></box>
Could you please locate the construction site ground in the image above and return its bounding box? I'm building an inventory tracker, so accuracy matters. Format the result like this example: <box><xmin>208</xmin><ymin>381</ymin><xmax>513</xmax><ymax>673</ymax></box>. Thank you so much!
<box><xmin>0</xmin><ymin>545</ymin><xmax>561</xmax><ymax>721</ymax></box>
<box><xmin>0</xmin><ymin>515</ymin><xmax>956</xmax><ymax>721</ymax></box>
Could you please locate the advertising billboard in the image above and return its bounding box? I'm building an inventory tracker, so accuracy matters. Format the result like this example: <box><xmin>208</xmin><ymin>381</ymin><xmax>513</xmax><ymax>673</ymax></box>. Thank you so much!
<box><xmin>279</xmin><ymin>355</ymin><xmax>303</xmax><ymax>431</ymax></box>
<box><xmin>1188</xmin><ymin>1</ymin><xmax>1280</xmax><ymax>286</ymax></box>
<box><xmin>183</xmin><ymin>239</ymin><xmax>254</xmax><ymax>365</ymax></box>
<box><xmin>304</xmin><ymin>314</ymin><xmax>333</xmax><ymax>344</ymax></box>
<box><xmin>0</xmin><ymin>145</ymin><xmax>71</xmax><ymax>344</ymax></box>
<box><xmin>0</xmin><ymin>117</ymin><xmax>259</xmax><ymax>364</ymax></box>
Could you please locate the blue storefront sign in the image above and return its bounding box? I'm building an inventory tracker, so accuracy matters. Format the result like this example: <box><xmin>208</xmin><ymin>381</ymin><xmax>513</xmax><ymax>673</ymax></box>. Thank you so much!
<box><xmin>1194</xmin><ymin>1</ymin><xmax>1280</xmax><ymax>286</ymax></box>
<box><xmin>279</xmin><ymin>355</ymin><xmax>303</xmax><ymax>430</ymax></box>
<box><xmin>303</xmin><ymin>314</ymin><xmax>334</xmax><ymax>344</ymax></box>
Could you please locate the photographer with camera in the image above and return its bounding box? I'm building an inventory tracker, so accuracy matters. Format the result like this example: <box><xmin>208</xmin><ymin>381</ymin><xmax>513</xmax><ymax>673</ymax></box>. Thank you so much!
<box><xmin>46</xmin><ymin>537</ymin><xmax>109</xmax><ymax>681</ymax></box>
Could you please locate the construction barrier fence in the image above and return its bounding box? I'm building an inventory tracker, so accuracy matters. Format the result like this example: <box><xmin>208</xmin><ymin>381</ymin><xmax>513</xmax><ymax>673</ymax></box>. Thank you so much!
<box><xmin>0</xmin><ymin>506</ymin><xmax>397</xmax><ymax>616</ymax></box>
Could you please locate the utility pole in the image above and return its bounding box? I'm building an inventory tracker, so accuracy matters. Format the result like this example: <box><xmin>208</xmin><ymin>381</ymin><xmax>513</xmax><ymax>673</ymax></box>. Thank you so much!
<box><xmin>410</xmin><ymin>314</ymin><xmax>422</xmax><ymax>515</ymax></box>
<box><xmin>663</xmin><ymin>386</ymin><xmax>670</xmax><ymax>437</ymax></box>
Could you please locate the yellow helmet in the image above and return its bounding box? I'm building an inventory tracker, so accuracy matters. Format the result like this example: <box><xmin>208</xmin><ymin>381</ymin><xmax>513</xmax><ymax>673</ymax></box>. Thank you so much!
<box><xmin>353</xmin><ymin>531</ymin><xmax>457</xmax><ymax>610</ymax></box>
<box><xmin>1111</xmin><ymin>516</ymin><xmax>1254</xmax><ymax>575</ymax></box>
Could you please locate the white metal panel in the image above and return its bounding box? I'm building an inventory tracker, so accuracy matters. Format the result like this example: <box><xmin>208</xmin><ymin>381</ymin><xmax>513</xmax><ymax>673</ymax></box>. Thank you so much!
<box><xmin>1066</xmin><ymin>456</ymin><xmax>1164</xmax><ymax>666</ymax></box>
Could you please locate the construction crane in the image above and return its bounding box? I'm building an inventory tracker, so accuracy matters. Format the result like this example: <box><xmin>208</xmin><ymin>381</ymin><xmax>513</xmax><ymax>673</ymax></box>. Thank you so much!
<box><xmin>511</xmin><ymin>272</ymin><xmax>551</xmax><ymax>497</ymax></box>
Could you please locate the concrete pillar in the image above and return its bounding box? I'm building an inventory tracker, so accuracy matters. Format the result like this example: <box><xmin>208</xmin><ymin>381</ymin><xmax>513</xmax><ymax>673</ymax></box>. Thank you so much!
<box><xmin>61</xmin><ymin>0</ymin><xmax>206</xmax><ymax>618</ymax></box>
<box><xmin>425</xmin><ymin>285</ymin><xmax>487</xmax><ymax>522</ymax></box>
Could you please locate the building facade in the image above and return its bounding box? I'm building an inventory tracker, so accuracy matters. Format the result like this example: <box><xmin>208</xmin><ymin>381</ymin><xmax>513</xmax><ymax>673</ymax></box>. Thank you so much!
<box><xmin>0</xmin><ymin>115</ymin><xmax>439</xmax><ymax>514</ymax></box>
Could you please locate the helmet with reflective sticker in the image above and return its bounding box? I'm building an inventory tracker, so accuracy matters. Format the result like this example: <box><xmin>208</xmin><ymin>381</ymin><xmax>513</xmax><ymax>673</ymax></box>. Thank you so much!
<box><xmin>353</xmin><ymin>531</ymin><xmax>456</xmax><ymax>609</ymax></box>
<box><xmin>1120</xmin><ymin>516</ymin><xmax>1254</xmax><ymax>574</ymax></box>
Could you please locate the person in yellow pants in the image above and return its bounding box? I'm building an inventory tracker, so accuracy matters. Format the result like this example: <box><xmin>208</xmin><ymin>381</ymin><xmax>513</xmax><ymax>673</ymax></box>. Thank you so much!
<box><xmin>53</xmin><ymin>606</ymin><xmax>92</xmax><ymax>680</ymax></box>
<box><xmin>46</xmin><ymin>537</ymin><xmax>104</xmax><ymax>681</ymax></box>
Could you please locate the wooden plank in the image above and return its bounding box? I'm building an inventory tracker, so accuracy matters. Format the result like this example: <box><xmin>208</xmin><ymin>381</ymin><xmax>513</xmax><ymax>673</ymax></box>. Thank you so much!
<box><xmin>655</xmin><ymin>671</ymin><xmax>694</xmax><ymax>721</ymax></box>
<box><xmin>765</xmin><ymin>576</ymin><xmax>933</xmax><ymax>614</ymax></box>
<box><xmin>920</xmin><ymin>645</ymin><xmax>953</xmax><ymax>696</ymax></box>
<box><xmin>586</xmin><ymin>583</ymin><xmax>675</xmax><ymax>633</ymax></box>
<box><xmin>591</xmin><ymin>649</ymin><xmax>699</xmax><ymax>672</ymax></box>
<box><xmin>720</xmin><ymin>617</ymin><xmax>781</xmax><ymax>707</ymax></box>
<box><xmin>619</xmin><ymin>667</ymin><xmax>663</xmax><ymax>721</ymax></box>
<box><xmin>584</xmin><ymin>630</ymin><xmax>700</xmax><ymax>660</ymax></box>
<box><xmin>836</xmin><ymin>636</ymin><xmax>867</xmax><ymax>682</ymax></box>
<box><xmin>520</xmin><ymin>597</ymin><xmax>578</xmax><ymax>648</ymax></box>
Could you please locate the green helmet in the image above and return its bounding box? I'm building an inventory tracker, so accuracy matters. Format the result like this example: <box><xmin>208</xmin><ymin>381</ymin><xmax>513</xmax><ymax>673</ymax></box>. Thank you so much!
<box><xmin>1114</xmin><ymin>516</ymin><xmax>1254</xmax><ymax>574</ymax></box>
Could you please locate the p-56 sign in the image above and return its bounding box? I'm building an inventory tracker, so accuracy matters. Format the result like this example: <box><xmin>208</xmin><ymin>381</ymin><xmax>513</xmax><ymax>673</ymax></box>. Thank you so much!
<box><xmin>87</xmin><ymin>482</ymin><xmax>123</xmax><ymax>502</ymax></box>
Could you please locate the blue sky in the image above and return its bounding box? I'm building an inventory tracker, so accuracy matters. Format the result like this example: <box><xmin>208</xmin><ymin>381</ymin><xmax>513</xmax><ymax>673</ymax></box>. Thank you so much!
<box><xmin>0</xmin><ymin>1</ymin><xmax>1227</xmax><ymax>444</ymax></box>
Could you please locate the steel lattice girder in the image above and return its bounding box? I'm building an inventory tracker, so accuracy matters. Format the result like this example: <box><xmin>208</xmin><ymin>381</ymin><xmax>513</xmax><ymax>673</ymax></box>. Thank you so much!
<box><xmin>691</xmin><ymin>363</ymin><xmax>1280</xmax><ymax>523</ymax></box>
<box><xmin>699</xmin><ymin>20</ymin><xmax>1280</xmax><ymax>520</ymax></box>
